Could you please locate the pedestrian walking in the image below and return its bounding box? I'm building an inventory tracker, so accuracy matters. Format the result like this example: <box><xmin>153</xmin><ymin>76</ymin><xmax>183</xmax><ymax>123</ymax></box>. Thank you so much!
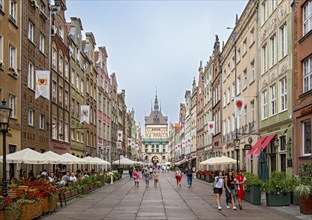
<box><xmin>151</xmin><ymin>170</ymin><xmax>159</xmax><ymax>187</ymax></box>
<box><xmin>186</xmin><ymin>167</ymin><xmax>193</xmax><ymax>187</ymax></box>
<box><xmin>214</xmin><ymin>171</ymin><xmax>225</xmax><ymax>210</ymax></box>
<box><xmin>143</xmin><ymin>168</ymin><xmax>150</xmax><ymax>187</ymax></box>
<box><xmin>234</xmin><ymin>170</ymin><xmax>246</xmax><ymax>210</ymax></box>
<box><xmin>133</xmin><ymin>169</ymin><xmax>140</xmax><ymax>187</ymax></box>
<box><xmin>225</xmin><ymin>171</ymin><xmax>237</xmax><ymax>210</ymax></box>
<box><xmin>175</xmin><ymin>170</ymin><xmax>182</xmax><ymax>187</ymax></box>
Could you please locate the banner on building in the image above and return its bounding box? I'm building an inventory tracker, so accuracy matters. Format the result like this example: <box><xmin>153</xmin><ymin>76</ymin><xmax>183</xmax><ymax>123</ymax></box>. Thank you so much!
<box><xmin>80</xmin><ymin>105</ymin><xmax>90</xmax><ymax>123</ymax></box>
<box><xmin>128</xmin><ymin>138</ymin><xmax>133</xmax><ymax>146</ymax></box>
<box><xmin>117</xmin><ymin>130</ymin><xmax>123</xmax><ymax>142</ymax></box>
<box><xmin>234</xmin><ymin>97</ymin><xmax>245</xmax><ymax>118</ymax></box>
<box><xmin>207</xmin><ymin>121</ymin><xmax>215</xmax><ymax>134</ymax></box>
<box><xmin>35</xmin><ymin>70</ymin><xmax>50</xmax><ymax>100</ymax></box>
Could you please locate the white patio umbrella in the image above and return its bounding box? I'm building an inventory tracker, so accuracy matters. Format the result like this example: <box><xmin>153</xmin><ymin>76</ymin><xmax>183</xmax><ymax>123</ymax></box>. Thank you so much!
<box><xmin>217</xmin><ymin>156</ymin><xmax>237</xmax><ymax>165</ymax></box>
<box><xmin>82</xmin><ymin>156</ymin><xmax>102</xmax><ymax>165</ymax></box>
<box><xmin>0</xmin><ymin>148</ymin><xmax>49</xmax><ymax>164</ymax></box>
<box><xmin>42</xmin><ymin>151</ymin><xmax>72</xmax><ymax>164</ymax></box>
<box><xmin>112</xmin><ymin>156</ymin><xmax>135</xmax><ymax>165</ymax></box>
<box><xmin>200</xmin><ymin>157</ymin><xmax>220</xmax><ymax>165</ymax></box>
<box><xmin>93</xmin><ymin>157</ymin><xmax>110</xmax><ymax>165</ymax></box>
<box><xmin>60</xmin><ymin>153</ymin><xmax>88</xmax><ymax>164</ymax></box>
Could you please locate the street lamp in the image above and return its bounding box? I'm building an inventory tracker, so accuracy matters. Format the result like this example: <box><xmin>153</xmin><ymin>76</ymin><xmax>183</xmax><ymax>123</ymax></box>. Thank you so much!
<box><xmin>233</xmin><ymin>136</ymin><xmax>240</xmax><ymax>173</ymax></box>
<box><xmin>0</xmin><ymin>100</ymin><xmax>12</xmax><ymax>198</ymax></box>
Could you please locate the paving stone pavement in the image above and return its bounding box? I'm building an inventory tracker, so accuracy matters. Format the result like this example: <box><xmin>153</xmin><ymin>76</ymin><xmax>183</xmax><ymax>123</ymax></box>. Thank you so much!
<box><xmin>42</xmin><ymin>172</ymin><xmax>311</xmax><ymax>220</ymax></box>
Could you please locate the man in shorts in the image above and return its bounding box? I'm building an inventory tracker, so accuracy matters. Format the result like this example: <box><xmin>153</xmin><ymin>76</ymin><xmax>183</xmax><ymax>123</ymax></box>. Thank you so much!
<box><xmin>234</xmin><ymin>170</ymin><xmax>246</xmax><ymax>210</ymax></box>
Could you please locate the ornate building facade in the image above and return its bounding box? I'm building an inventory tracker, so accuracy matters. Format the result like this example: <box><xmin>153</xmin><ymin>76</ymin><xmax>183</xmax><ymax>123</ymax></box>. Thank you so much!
<box><xmin>142</xmin><ymin>94</ymin><xmax>169</xmax><ymax>164</ymax></box>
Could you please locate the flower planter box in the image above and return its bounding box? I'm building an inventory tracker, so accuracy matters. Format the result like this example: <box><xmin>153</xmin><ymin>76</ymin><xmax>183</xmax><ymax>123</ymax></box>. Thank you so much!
<box><xmin>249</xmin><ymin>185</ymin><xmax>261</xmax><ymax>205</ymax></box>
<box><xmin>42</xmin><ymin>197</ymin><xmax>49</xmax><ymax>213</ymax></box>
<box><xmin>205</xmin><ymin>176</ymin><xmax>213</xmax><ymax>183</ymax></box>
<box><xmin>291</xmin><ymin>192</ymin><xmax>300</xmax><ymax>205</ymax></box>
<box><xmin>266</xmin><ymin>192</ymin><xmax>291</xmax><ymax>206</ymax></box>
<box><xmin>70</xmin><ymin>189</ymin><xmax>78</xmax><ymax>197</ymax></box>
<box><xmin>20</xmin><ymin>202</ymin><xmax>42</xmax><ymax>220</ymax></box>
<box><xmin>244</xmin><ymin>190</ymin><xmax>251</xmax><ymax>202</ymax></box>
<box><xmin>64</xmin><ymin>191</ymin><xmax>71</xmax><ymax>199</ymax></box>
<box><xmin>299</xmin><ymin>195</ymin><xmax>312</xmax><ymax>214</ymax></box>
<box><xmin>3</xmin><ymin>211</ymin><xmax>16</xmax><ymax>220</ymax></box>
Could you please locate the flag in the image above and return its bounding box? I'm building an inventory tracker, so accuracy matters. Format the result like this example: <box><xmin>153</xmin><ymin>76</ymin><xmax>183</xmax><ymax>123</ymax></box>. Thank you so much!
<box><xmin>208</xmin><ymin>121</ymin><xmax>215</xmax><ymax>134</ymax></box>
<box><xmin>128</xmin><ymin>138</ymin><xmax>132</xmax><ymax>146</ymax></box>
<box><xmin>80</xmin><ymin>105</ymin><xmax>90</xmax><ymax>123</ymax></box>
<box><xmin>234</xmin><ymin>97</ymin><xmax>244</xmax><ymax>118</ymax></box>
<box><xmin>35</xmin><ymin>70</ymin><xmax>50</xmax><ymax>100</ymax></box>
<box><xmin>117</xmin><ymin>130</ymin><xmax>123</xmax><ymax>142</ymax></box>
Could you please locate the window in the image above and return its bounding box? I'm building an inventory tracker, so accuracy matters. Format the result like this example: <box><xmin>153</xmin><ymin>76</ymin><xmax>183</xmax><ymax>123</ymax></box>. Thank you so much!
<box><xmin>76</xmin><ymin>74</ymin><xmax>79</xmax><ymax>92</ymax></box>
<box><xmin>262</xmin><ymin>44</ymin><xmax>268</xmax><ymax>73</ymax></box>
<box><xmin>280</xmin><ymin>154</ymin><xmax>286</xmax><ymax>172</ymax></box>
<box><xmin>28</xmin><ymin>62</ymin><xmax>35</xmax><ymax>90</ymax></box>
<box><xmin>9</xmin><ymin>94</ymin><xmax>16</xmax><ymax>118</ymax></box>
<box><xmin>28</xmin><ymin>109</ymin><xmax>34</xmax><ymax>126</ymax></box>
<box><xmin>76</xmin><ymin>131</ymin><xmax>80</xmax><ymax>142</ymax></box>
<box><xmin>262</xmin><ymin>90</ymin><xmax>268</xmax><ymax>119</ymax></box>
<box><xmin>65</xmin><ymin>90</ymin><xmax>69</xmax><ymax>109</ymax></box>
<box><xmin>59</xmin><ymin>86</ymin><xmax>63</xmax><ymax>106</ymax></box>
<box><xmin>223</xmin><ymin>92</ymin><xmax>226</xmax><ymax>107</ymax></box>
<box><xmin>236</xmin><ymin>48</ymin><xmax>241</xmax><ymax>63</ymax></box>
<box><xmin>280</xmin><ymin>135</ymin><xmax>286</xmax><ymax>151</ymax></box>
<box><xmin>280</xmin><ymin>78</ymin><xmax>287</xmax><ymax>111</ymax></box>
<box><xmin>80</xmin><ymin>133</ymin><xmax>84</xmax><ymax>143</ymax></box>
<box><xmin>59</xmin><ymin>26</ymin><xmax>64</xmax><ymax>41</ymax></box>
<box><xmin>303</xmin><ymin>56</ymin><xmax>312</xmax><ymax>93</ymax></box>
<box><xmin>52</xmin><ymin>47</ymin><xmax>57</xmax><ymax>69</ymax></box>
<box><xmin>80</xmin><ymin>80</ymin><xmax>84</xmax><ymax>94</ymax></box>
<box><xmin>250</xmin><ymin>61</ymin><xmax>255</xmax><ymax>81</ymax></box>
<box><xmin>52</xmin><ymin>80</ymin><xmax>56</xmax><ymax>102</ymax></box>
<box><xmin>262</xmin><ymin>1</ymin><xmax>268</xmax><ymax>23</ymax></box>
<box><xmin>64</xmin><ymin>122</ymin><xmax>68</xmax><ymax>142</ymax></box>
<box><xmin>9</xmin><ymin>45</ymin><xmax>16</xmax><ymax>69</ymax></box>
<box><xmin>303</xmin><ymin>0</ymin><xmax>312</xmax><ymax>35</ymax></box>
<box><xmin>59</xmin><ymin>54</ymin><xmax>63</xmax><ymax>75</ymax></box>
<box><xmin>270</xmin><ymin>84</ymin><xmax>276</xmax><ymax>116</ymax></box>
<box><xmin>231</xmin><ymin>83</ymin><xmax>235</xmax><ymax>99</ymax></box>
<box><xmin>71</xmin><ymin>68</ymin><xmax>75</xmax><ymax>86</ymax></box>
<box><xmin>250</xmin><ymin>28</ymin><xmax>255</xmax><ymax>46</ymax></box>
<box><xmin>302</xmin><ymin>121</ymin><xmax>311</xmax><ymax>155</ymax></box>
<box><xmin>71</xmin><ymin>128</ymin><xmax>75</xmax><ymax>140</ymax></box>
<box><xmin>59</xmin><ymin>120</ymin><xmax>63</xmax><ymax>140</ymax></box>
<box><xmin>39</xmin><ymin>114</ymin><xmax>45</xmax><ymax>129</ymax></box>
<box><xmin>0</xmin><ymin>0</ymin><xmax>3</xmax><ymax>11</ymax></box>
<box><xmin>28</xmin><ymin>22</ymin><xmax>34</xmax><ymax>42</ymax></box>
<box><xmin>243</xmin><ymin>69</ymin><xmax>247</xmax><ymax>89</ymax></box>
<box><xmin>243</xmin><ymin>39</ymin><xmax>247</xmax><ymax>55</ymax></box>
<box><xmin>272</xmin><ymin>0</ymin><xmax>277</xmax><ymax>11</ymax></box>
<box><xmin>270</xmin><ymin>34</ymin><xmax>277</xmax><ymax>66</ymax></box>
<box><xmin>250</xmin><ymin>101</ymin><xmax>255</xmax><ymax>122</ymax></box>
<box><xmin>9</xmin><ymin>0</ymin><xmax>17</xmax><ymax>24</ymax></box>
<box><xmin>39</xmin><ymin>34</ymin><xmax>45</xmax><ymax>53</ymax></box>
<box><xmin>237</xmin><ymin>76</ymin><xmax>241</xmax><ymax>94</ymax></box>
<box><xmin>64</xmin><ymin>61</ymin><xmax>69</xmax><ymax>80</ymax></box>
<box><xmin>244</xmin><ymin>105</ymin><xmax>247</xmax><ymax>126</ymax></box>
<box><xmin>280</xmin><ymin>24</ymin><xmax>287</xmax><ymax>58</ymax></box>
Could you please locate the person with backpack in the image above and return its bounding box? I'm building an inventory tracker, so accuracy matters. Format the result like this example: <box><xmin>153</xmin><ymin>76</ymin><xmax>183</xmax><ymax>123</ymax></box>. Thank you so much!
<box><xmin>186</xmin><ymin>167</ymin><xmax>193</xmax><ymax>187</ymax></box>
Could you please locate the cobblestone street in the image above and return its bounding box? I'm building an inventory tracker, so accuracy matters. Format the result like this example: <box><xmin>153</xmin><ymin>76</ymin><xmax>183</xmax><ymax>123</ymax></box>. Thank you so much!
<box><xmin>41</xmin><ymin>172</ymin><xmax>307</xmax><ymax>220</ymax></box>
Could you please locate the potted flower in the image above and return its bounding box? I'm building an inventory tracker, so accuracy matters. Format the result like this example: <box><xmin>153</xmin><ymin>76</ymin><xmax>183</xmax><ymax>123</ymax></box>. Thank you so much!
<box><xmin>294</xmin><ymin>181</ymin><xmax>312</xmax><ymax>214</ymax></box>
<box><xmin>18</xmin><ymin>190</ymin><xmax>43</xmax><ymax>220</ymax></box>
<box><xmin>263</xmin><ymin>172</ymin><xmax>291</xmax><ymax>206</ymax></box>
<box><xmin>0</xmin><ymin>197</ymin><xmax>21</xmax><ymax>220</ymax></box>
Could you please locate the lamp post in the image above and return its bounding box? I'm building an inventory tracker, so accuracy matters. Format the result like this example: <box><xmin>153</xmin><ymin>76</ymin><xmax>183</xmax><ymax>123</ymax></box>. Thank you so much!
<box><xmin>0</xmin><ymin>100</ymin><xmax>12</xmax><ymax>198</ymax></box>
<box><xmin>233</xmin><ymin>136</ymin><xmax>240</xmax><ymax>173</ymax></box>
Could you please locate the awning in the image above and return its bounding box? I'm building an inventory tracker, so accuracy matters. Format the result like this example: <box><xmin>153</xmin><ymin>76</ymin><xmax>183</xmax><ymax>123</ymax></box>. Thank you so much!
<box><xmin>174</xmin><ymin>158</ymin><xmax>187</xmax><ymax>166</ymax></box>
<box><xmin>246</xmin><ymin>137</ymin><xmax>266</xmax><ymax>157</ymax></box>
<box><xmin>254</xmin><ymin>134</ymin><xmax>276</xmax><ymax>156</ymax></box>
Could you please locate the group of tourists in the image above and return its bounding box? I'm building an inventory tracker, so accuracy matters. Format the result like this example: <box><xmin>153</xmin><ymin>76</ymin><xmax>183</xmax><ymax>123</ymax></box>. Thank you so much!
<box><xmin>131</xmin><ymin>166</ymin><xmax>159</xmax><ymax>187</ymax></box>
<box><xmin>213</xmin><ymin>170</ymin><xmax>246</xmax><ymax>211</ymax></box>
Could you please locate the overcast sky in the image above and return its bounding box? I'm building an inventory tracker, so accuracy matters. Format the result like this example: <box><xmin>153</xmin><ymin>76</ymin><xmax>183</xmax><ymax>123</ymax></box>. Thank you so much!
<box><xmin>65</xmin><ymin>0</ymin><xmax>248</xmax><ymax>127</ymax></box>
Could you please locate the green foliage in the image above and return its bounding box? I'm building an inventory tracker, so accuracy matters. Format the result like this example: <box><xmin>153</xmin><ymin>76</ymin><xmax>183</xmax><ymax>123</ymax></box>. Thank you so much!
<box><xmin>113</xmin><ymin>173</ymin><xmax>121</xmax><ymax>181</ymax></box>
<box><xmin>299</xmin><ymin>163</ymin><xmax>312</xmax><ymax>178</ymax></box>
<box><xmin>245</xmin><ymin>172</ymin><xmax>263</xmax><ymax>187</ymax></box>
<box><xmin>262</xmin><ymin>172</ymin><xmax>297</xmax><ymax>194</ymax></box>
<box><xmin>294</xmin><ymin>184</ymin><xmax>312</xmax><ymax>198</ymax></box>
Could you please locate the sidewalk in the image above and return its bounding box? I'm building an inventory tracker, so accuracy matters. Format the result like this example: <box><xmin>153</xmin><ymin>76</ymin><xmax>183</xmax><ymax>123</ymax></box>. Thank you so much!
<box><xmin>193</xmin><ymin>176</ymin><xmax>311</xmax><ymax>220</ymax></box>
<box><xmin>41</xmin><ymin>172</ymin><xmax>312</xmax><ymax>220</ymax></box>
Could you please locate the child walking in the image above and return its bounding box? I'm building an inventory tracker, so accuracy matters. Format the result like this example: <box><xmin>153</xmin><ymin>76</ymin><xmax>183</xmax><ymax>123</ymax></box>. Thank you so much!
<box><xmin>175</xmin><ymin>170</ymin><xmax>182</xmax><ymax>187</ymax></box>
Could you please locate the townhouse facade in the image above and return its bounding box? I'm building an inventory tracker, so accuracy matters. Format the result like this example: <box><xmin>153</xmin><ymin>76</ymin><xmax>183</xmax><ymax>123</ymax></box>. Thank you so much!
<box><xmin>67</xmin><ymin>17</ymin><xmax>85</xmax><ymax>158</ymax></box>
<box><xmin>0</xmin><ymin>0</ymin><xmax>21</xmax><ymax>178</ymax></box>
<box><xmin>21</xmin><ymin>0</ymin><xmax>50</xmax><ymax>157</ymax></box>
<box><xmin>110</xmin><ymin>73</ymin><xmax>118</xmax><ymax>162</ymax></box>
<box><xmin>221</xmin><ymin>0</ymin><xmax>259</xmax><ymax>173</ymax></box>
<box><xmin>190</xmin><ymin>78</ymin><xmax>197</xmax><ymax>168</ymax></box>
<box><xmin>50</xmin><ymin>0</ymin><xmax>70</xmax><ymax>154</ymax></box>
<box><xmin>292</xmin><ymin>0</ymin><xmax>312</xmax><ymax>175</ymax></box>
<box><xmin>258</xmin><ymin>0</ymin><xmax>293</xmax><ymax>175</ymax></box>
<box><xmin>95</xmin><ymin>46</ymin><xmax>111</xmax><ymax>163</ymax></box>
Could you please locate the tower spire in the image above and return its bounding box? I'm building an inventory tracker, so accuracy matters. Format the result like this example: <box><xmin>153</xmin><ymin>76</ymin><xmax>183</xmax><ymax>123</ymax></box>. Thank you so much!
<box><xmin>154</xmin><ymin>88</ymin><xmax>159</xmax><ymax>111</ymax></box>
